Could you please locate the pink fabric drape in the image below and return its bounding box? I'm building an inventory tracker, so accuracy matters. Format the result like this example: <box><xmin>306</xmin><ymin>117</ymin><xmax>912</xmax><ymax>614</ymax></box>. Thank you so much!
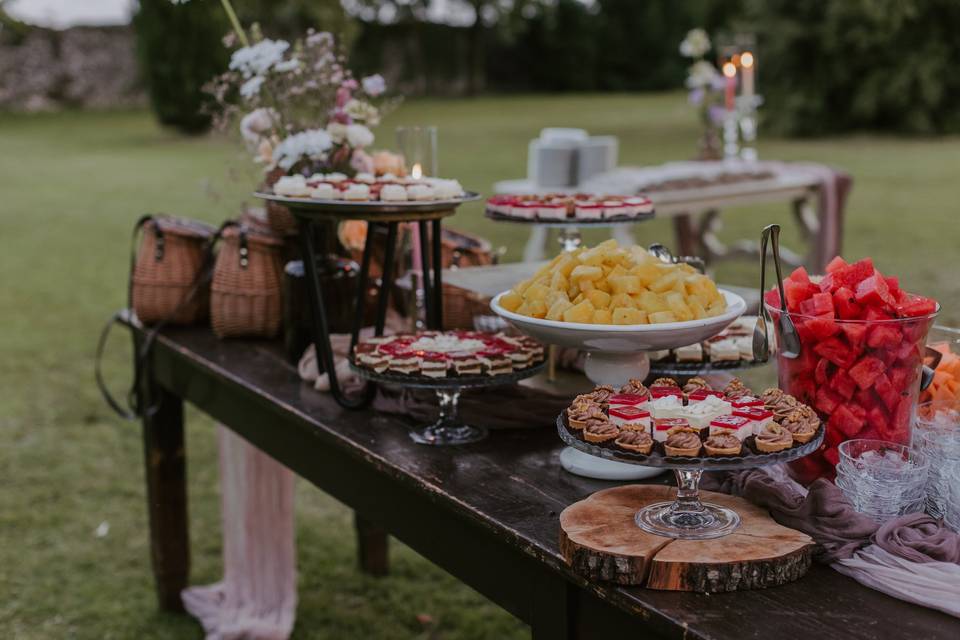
<box><xmin>181</xmin><ymin>426</ymin><xmax>298</xmax><ymax>640</ymax></box>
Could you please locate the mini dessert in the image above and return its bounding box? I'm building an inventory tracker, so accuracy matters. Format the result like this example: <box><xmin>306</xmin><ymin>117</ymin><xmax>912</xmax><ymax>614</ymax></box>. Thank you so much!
<box><xmin>625</xmin><ymin>196</ymin><xmax>654</xmax><ymax>214</ymax></box>
<box><xmin>274</xmin><ymin>175</ymin><xmax>311</xmax><ymax>197</ymax></box>
<box><xmin>574</xmin><ymin>202</ymin><xmax>604</xmax><ymax>220</ymax></box>
<box><xmin>342</xmin><ymin>183</ymin><xmax>370</xmax><ymax>201</ymax></box>
<box><xmin>723</xmin><ymin>378</ymin><xmax>753</xmax><ymax>399</ymax></box>
<box><xmin>356</xmin><ymin>350</ymin><xmax>389</xmax><ymax>373</ymax></box>
<box><xmin>420</xmin><ymin>353</ymin><xmax>449</xmax><ymax>378</ymax></box>
<box><xmin>709</xmin><ymin>414</ymin><xmax>752</xmax><ymax>441</ymax></box>
<box><xmin>380</xmin><ymin>184</ymin><xmax>408</xmax><ymax>201</ymax></box>
<box><xmin>602</xmin><ymin>200</ymin><xmax>630</xmax><ymax>218</ymax></box>
<box><xmin>730</xmin><ymin>396</ymin><xmax>764</xmax><ymax>409</ymax></box>
<box><xmin>650</xmin><ymin>385</ymin><xmax>683</xmax><ymax>400</ymax></box>
<box><xmin>354</xmin><ymin>172</ymin><xmax>376</xmax><ymax>184</ymax></box>
<box><xmin>687</xmin><ymin>388</ymin><xmax>726</xmax><ymax>402</ymax></box>
<box><xmin>388</xmin><ymin>350</ymin><xmax>420</xmax><ymax>375</ymax></box>
<box><xmin>477</xmin><ymin>350</ymin><xmax>512</xmax><ymax>376</ymax></box>
<box><xmin>682</xmin><ymin>395</ymin><xmax>732</xmax><ymax>428</ymax></box>
<box><xmin>675</xmin><ymin>343</ymin><xmax>703</xmax><ymax>363</ymax></box>
<box><xmin>511</xmin><ymin>201</ymin><xmax>539</xmax><ymax>219</ymax></box>
<box><xmin>431</xmin><ymin>179</ymin><xmax>464</xmax><ymax>200</ymax></box>
<box><xmin>407</xmin><ymin>184</ymin><xmax>435</xmax><ymax>201</ymax></box>
<box><xmin>682</xmin><ymin>377</ymin><xmax>711</xmax><ymax>394</ymax></box>
<box><xmin>609</xmin><ymin>406</ymin><xmax>651</xmax><ymax>431</ymax></box>
<box><xmin>653</xmin><ymin>417</ymin><xmax>691</xmax><ymax>443</ymax></box>
<box><xmin>310</xmin><ymin>183</ymin><xmax>336</xmax><ymax>199</ymax></box>
<box><xmin>710</xmin><ymin>339</ymin><xmax>741</xmax><ymax>363</ymax></box>
<box><xmin>615</xmin><ymin>429</ymin><xmax>653</xmax><ymax>454</ymax></box>
<box><xmin>608</xmin><ymin>393</ymin><xmax>647</xmax><ymax>409</ymax></box>
<box><xmin>325</xmin><ymin>172</ymin><xmax>348</xmax><ymax>183</ymax></box>
<box><xmin>704</xmin><ymin>432</ymin><xmax>742</xmax><ymax>456</ymax></box>
<box><xmin>736</xmin><ymin>336</ymin><xmax>754</xmax><ymax>361</ymax></box>
<box><xmin>779</xmin><ymin>409</ymin><xmax>820</xmax><ymax>444</ymax></box>
<box><xmin>618</xmin><ymin>379</ymin><xmax>649</xmax><ymax>397</ymax></box>
<box><xmin>664</xmin><ymin>428</ymin><xmax>703</xmax><ymax>457</ymax></box>
<box><xmin>648</xmin><ymin>394</ymin><xmax>684</xmax><ymax>419</ymax></box>
<box><xmin>652</xmin><ymin>377</ymin><xmax>680</xmax><ymax>388</ymax></box>
<box><xmin>762</xmin><ymin>388</ymin><xmax>801</xmax><ymax>420</ymax></box>
<box><xmin>755</xmin><ymin>423</ymin><xmax>794</xmax><ymax>453</ymax></box>
<box><xmin>450</xmin><ymin>352</ymin><xmax>482</xmax><ymax>376</ymax></box>
<box><xmin>567</xmin><ymin>402</ymin><xmax>606</xmax><ymax>430</ymax></box>
<box><xmin>733</xmin><ymin>407</ymin><xmax>775</xmax><ymax>434</ymax></box>
<box><xmin>538</xmin><ymin>202</ymin><xmax>568</xmax><ymax>220</ymax></box>
<box><xmin>506</xmin><ymin>348</ymin><xmax>533</xmax><ymax>369</ymax></box>
<box><xmin>583</xmin><ymin>385</ymin><xmax>615</xmax><ymax>406</ymax></box>
<box><xmin>583</xmin><ymin>418</ymin><xmax>619</xmax><ymax>444</ymax></box>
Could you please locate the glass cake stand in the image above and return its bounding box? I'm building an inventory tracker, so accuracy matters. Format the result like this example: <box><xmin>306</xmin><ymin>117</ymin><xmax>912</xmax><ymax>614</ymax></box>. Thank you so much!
<box><xmin>351</xmin><ymin>363</ymin><xmax>545</xmax><ymax>446</ymax></box>
<box><xmin>557</xmin><ymin>415</ymin><xmax>824</xmax><ymax>539</ymax></box>
<box><xmin>484</xmin><ymin>209</ymin><xmax>653</xmax><ymax>253</ymax></box>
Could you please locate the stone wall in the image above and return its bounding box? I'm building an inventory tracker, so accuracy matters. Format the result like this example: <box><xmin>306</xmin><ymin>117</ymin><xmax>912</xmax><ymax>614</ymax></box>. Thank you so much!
<box><xmin>0</xmin><ymin>25</ymin><xmax>143</xmax><ymax>111</ymax></box>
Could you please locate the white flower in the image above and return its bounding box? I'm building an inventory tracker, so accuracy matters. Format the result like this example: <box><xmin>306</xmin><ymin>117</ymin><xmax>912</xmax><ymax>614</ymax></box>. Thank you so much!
<box><xmin>686</xmin><ymin>60</ymin><xmax>721</xmax><ymax>89</ymax></box>
<box><xmin>274</xmin><ymin>57</ymin><xmax>300</xmax><ymax>73</ymax></box>
<box><xmin>361</xmin><ymin>74</ymin><xmax>386</xmax><ymax>97</ymax></box>
<box><xmin>272</xmin><ymin>129</ymin><xmax>333</xmax><ymax>171</ymax></box>
<box><xmin>680</xmin><ymin>28</ymin><xmax>711</xmax><ymax>58</ymax></box>
<box><xmin>344</xmin><ymin>99</ymin><xmax>380</xmax><ymax>126</ymax></box>
<box><xmin>306</xmin><ymin>30</ymin><xmax>334</xmax><ymax>49</ymax></box>
<box><xmin>239</xmin><ymin>76</ymin><xmax>265</xmax><ymax>99</ymax></box>
<box><xmin>229</xmin><ymin>39</ymin><xmax>290</xmax><ymax>78</ymax></box>
<box><xmin>326</xmin><ymin>122</ymin><xmax>348</xmax><ymax>144</ymax></box>
<box><xmin>240</xmin><ymin>107</ymin><xmax>276</xmax><ymax>146</ymax></box>
<box><xmin>345</xmin><ymin>124</ymin><xmax>374</xmax><ymax>148</ymax></box>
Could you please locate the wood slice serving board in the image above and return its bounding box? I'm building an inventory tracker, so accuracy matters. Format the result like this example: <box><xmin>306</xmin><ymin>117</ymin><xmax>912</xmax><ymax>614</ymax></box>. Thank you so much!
<box><xmin>559</xmin><ymin>485</ymin><xmax>814</xmax><ymax>592</ymax></box>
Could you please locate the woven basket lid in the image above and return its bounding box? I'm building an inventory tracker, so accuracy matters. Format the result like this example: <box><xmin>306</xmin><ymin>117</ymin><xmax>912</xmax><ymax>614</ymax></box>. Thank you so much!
<box><xmin>152</xmin><ymin>215</ymin><xmax>217</xmax><ymax>239</ymax></box>
<box><xmin>223</xmin><ymin>222</ymin><xmax>285</xmax><ymax>247</ymax></box>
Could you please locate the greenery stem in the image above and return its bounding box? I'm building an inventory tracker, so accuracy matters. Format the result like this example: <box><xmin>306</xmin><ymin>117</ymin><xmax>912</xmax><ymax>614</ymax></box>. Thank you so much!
<box><xmin>219</xmin><ymin>0</ymin><xmax>249</xmax><ymax>47</ymax></box>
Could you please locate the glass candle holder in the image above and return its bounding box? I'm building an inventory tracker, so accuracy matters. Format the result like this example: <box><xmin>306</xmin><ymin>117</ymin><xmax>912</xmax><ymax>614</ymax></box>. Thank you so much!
<box><xmin>396</xmin><ymin>125</ymin><xmax>438</xmax><ymax>178</ymax></box>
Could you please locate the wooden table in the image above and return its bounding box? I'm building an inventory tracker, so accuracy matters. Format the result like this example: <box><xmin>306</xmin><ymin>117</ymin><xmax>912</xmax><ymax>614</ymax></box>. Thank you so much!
<box><xmin>132</xmin><ymin>324</ymin><xmax>958</xmax><ymax>639</ymax></box>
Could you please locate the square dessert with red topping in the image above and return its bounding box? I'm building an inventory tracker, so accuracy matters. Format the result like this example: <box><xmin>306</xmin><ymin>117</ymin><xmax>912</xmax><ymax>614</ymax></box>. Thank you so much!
<box><xmin>510</xmin><ymin>201</ymin><xmax>539</xmax><ymax>219</ymax></box>
<box><xmin>609</xmin><ymin>406</ymin><xmax>651</xmax><ymax>431</ymax></box>
<box><xmin>574</xmin><ymin>202</ymin><xmax>604</xmax><ymax>220</ymax></box>
<box><xmin>653</xmin><ymin>417</ymin><xmax>691</xmax><ymax>443</ymax></box>
<box><xmin>709</xmin><ymin>414</ymin><xmax>752</xmax><ymax>441</ymax></box>
<box><xmin>537</xmin><ymin>202</ymin><xmax>568</xmax><ymax>220</ymax></box>
<box><xmin>608</xmin><ymin>393</ymin><xmax>648</xmax><ymax>409</ymax></box>
<box><xmin>420</xmin><ymin>353</ymin><xmax>450</xmax><ymax>378</ymax></box>
<box><xmin>650</xmin><ymin>385</ymin><xmax>683</xmax><ymax>399</ymax></box>
<box><xmin>733</xmin><ymin>407</ymin><xmax>775</xmax><ymax>434</ymax></box>
<box><xmin>687</xmin><ymin>389</ymin><xmax>726</xmax><ymax>402</ymax></box>
<box><xmin>730</xmin><ymin>396</ymin><xmax>764</xmax><ymax>409</ymax></box>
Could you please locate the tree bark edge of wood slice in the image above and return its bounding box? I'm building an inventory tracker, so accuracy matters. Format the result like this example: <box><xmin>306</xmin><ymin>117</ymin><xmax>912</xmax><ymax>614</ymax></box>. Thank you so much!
<box><xmin>559</xmin><ymin>484</ymin><xmax>815</xmax><ymax>592</ymax></box>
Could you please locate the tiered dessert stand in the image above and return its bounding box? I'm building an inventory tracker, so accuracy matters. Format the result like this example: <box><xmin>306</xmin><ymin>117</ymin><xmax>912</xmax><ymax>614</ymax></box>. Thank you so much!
<box><xmin>492</xmin><ymin>289</ymin><xmax>748</xmax><ymax>480</ymax></box>
<box><xmin>484</xmin><ymin>209</ymin><xmax>654</xmax><ymax>253</ymax></box>
<box><xmin>256</xmin><ymin>192</ymin><xmax>479</xmax><ymax>409</ymax></box>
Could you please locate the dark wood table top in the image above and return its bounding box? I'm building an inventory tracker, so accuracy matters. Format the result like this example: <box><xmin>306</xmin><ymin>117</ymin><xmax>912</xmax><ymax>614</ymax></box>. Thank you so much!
<box><xmin>146</xmin><ymin>325</ymin><xmax>960</xmax><ymax>640</ymax></box>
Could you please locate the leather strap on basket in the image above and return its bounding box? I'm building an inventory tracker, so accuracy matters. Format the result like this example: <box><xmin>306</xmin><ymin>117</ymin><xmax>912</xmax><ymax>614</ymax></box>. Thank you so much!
<box><xmin>95</xmin><ymin>217</ymin><xmax>235</xmax><ymax>420</ymax></box>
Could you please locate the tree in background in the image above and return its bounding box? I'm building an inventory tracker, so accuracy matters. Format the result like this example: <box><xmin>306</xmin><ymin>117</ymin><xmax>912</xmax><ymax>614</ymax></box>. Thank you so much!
<box><xmin>133</xmin><ymin>0</ymin><xmax>228</xmax><ymax>134</ymax></box>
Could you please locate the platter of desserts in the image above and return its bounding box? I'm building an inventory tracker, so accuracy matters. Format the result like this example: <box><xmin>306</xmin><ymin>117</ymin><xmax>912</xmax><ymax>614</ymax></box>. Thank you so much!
<box><xmin>558</xmin><ymin>376</ymin><xmax>823</xmax><ymax>470</ymax></box>
<box><xmin>485</xmin><ymin>193</ymin><xmax>654</xmax><ymax>226</ymax></box>
<box><xmin>351</xmin><ymin>330</ymin><xmax>546</xmax><ymax>389</ymax></box>
<box><xmin>256</xmin><ymin>172</ymin><xmax>480</xmax><ymax>214</ymax></box>
<box><xmin>648</xmin><ymin>316</ymin><xmax>773</xmax><ymax>375</ymax></box>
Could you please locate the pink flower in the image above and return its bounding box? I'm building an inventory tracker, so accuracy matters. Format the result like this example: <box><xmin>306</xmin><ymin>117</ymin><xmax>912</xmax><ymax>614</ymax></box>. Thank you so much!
<box><xmin>350</xmin><ymin>149</ymin><xmax>374</xmax><ymax>174</ymax></box>
<box><xmin>336</xmin><ymin>86</ymin><xmax>351</xmax><ymax>107</ymax></box>
<box><xmin>341</xmin><ymin>78</ymin><xmax>359</xmax><ymax>91</ymax></box>
<box><xmin>331</xmin><ymin>110</ymin><xmax>351</xmax><ymax>125</ymax></box>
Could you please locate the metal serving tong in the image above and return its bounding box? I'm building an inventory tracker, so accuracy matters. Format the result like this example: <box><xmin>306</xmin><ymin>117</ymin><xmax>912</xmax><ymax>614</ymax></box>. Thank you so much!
<box><xmin>754</xmin><ymin>224</ymin><xmax>802</xmax><ymax>360</ymax></box>
<box><xmin>647</xmin><ymin>243</ymin><xmax>706</xmax><ymax>274</ymax></box>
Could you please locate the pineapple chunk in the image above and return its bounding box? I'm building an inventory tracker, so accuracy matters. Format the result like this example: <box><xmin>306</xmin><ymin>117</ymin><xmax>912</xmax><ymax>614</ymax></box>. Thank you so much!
<box><xmin>570</xmin><ymin>265</ymin><xmax>603</xmax><ymax>282</ymax></box>
<box><xmin>648</xmin><ymin>310</ymin><xmax>678</xmax><ymax>324</ymax></box>
<box><xmin>666</xmin><ymin>292</ymin><xmax>693</xmax><ymax>322</ymax></box>
<box><xmin>610</xmin><ymin>292</ymin><xmax>635</xmax><ymax>309</ymax></box>
<box><xmin>586</xmin><ymin>289</ymin><xmax>611</xmax><ymax>309</ymax></box>
<box><xmin>592</xmin><ymin>309</ymin><xmax>613</xmax><ymax>324</ymax></box>
<box><xmin>550</xmin><ymin>270</ymin><xmax>568</xmax><ymax>292</ymax></box>
<box><xmin>499</xmin><ymin>291</ymin><xmax>523</xmax><ymax>312</ymax></box>
<box><xmin>517</xmin><ymin>300</ymin><xmax>548</xmax><ymax>318</ymax></box>
<box><xmin>609</xmin><ymin>275</ymin><xmax>642</xmax><ymax>295</ymax></box>
<box><xmin>546</xmin><ymin>298</ymin><xmax>574</xmax><ymax>321</ymax></box>
<box><xmin>636</xmin><ymin>291</ymin><xmax>668</xmax><ymax>313</ymax></box>
<box><xmin>688</xmin><ymin>297</ymin><xmax>707</xmax><ymax>319</ymax></box>
<box><xmin>649</xmin><ymin>271</ymin><xmax>681</xmax><ymax>293</ymax></box>
<box><xmin>562</xmin><ymin>299</ymin><xmax>596</xmax><ymax>323</ymax></box>
<box><xmin>612</xmin><ymin>307</ymin><xmax>648</xmax><ymax>325</ymax></box>
<box><xmin>525</xmin><ymin>282</ymin><xmax>550</xmax><ymax>302</ymax></box>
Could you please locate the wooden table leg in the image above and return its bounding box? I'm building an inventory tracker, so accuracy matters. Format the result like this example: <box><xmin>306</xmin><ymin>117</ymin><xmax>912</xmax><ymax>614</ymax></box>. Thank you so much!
<box><xmin>354</xmin><ymin>513</ymin><xmax>389</xmax><ymax>576</ymax></box>
<box><xmin>140</xmin><ymin>381</ymin><xmax>189</xmax><ymax>611</ymax></box>
<box><xmin>672</xmin><ymin>213</ymin><xmax>699</xmax><ymax>258</ymax></box>
<box><xmin>530</xmin><ymin>573</ymin><xmax>572</xmax><ymax>640</ymax></box>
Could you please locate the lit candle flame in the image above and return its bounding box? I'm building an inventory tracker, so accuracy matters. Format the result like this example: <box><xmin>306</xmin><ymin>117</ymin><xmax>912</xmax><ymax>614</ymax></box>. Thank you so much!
<box><xmin>741</xmin><ymin>51</ymin><xmax>754</xmax><ymax>69</ymax></box>
<box><xmin>722</xmin><ymin>62</ymin><xmax>737</xmax><ymax>78</ymax></box>
<box><xmin>411</xmin><ymin>163</ymin><xmax>422</xmax><ymax>179</ymax></box>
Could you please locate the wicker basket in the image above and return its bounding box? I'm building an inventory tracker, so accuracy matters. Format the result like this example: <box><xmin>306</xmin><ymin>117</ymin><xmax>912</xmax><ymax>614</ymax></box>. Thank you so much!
<box><xmin>439</xmin><ymin>228</ymin><xmax>495</xmax><ymax>330</ymax></box>
<box><xmin>211</xmin><ymin>222</ymin><xmax>285</xmax><ymax>338</ymax></box>
<box><xmin>263</xmin><ymin>167</ymin><xmax>299</xmax><ymax>236</ymax></box>
<box><xmin>131</xmin><ymin>216</ymin><xmax>216</xmax><ymax>325</ymax></box>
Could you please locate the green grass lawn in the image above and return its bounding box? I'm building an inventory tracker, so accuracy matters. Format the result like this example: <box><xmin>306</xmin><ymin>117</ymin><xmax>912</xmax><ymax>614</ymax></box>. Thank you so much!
<box><xmin>2</xmin><ymin>93</ymin><xmax>959</xmax><ymax>639</ymax></box>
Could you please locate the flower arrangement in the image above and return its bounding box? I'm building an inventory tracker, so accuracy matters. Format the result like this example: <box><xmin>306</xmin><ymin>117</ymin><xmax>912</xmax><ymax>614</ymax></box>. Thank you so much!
<box><xmin>679</xmin><ymin>28</ymin><xmax>725</xmax><ymax>160</ymax></box>
<box><xmin>205</xmin><ymin>25</ymin><xmax>397</xmax><ymax>178</ymax></box>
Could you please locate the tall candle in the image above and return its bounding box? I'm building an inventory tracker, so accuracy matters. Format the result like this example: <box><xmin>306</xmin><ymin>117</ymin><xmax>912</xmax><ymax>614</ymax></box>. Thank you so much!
<box><xmin>722</xmin><ymin>61</ymin><xmax>737</xmax><ymax>112</ymax></box>
<box><xmin>741</xmin><ymin>51</ymin><xmax>755</xmax><ymax>97</ymax></box>
<box><xmin>410</xmin><ymin>163</ymin><xmax>424</xmax><ymax>273</ymax></box>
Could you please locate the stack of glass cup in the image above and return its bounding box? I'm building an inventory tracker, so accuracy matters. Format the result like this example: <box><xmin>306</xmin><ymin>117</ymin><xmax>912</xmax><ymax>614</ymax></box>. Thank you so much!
<box><xmin>835</xmin><ymin>440</ymin><xmax>929</xmax><ymax>522</ymax></box>
<box><xmin>913</xmin><ymin>401</ymin><xmax>960</xmax><ymax>518</ymax></box>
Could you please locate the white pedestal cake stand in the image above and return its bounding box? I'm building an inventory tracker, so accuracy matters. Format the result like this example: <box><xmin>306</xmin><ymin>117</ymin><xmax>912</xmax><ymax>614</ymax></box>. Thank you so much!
<box><xmin>492</xmin><ymin>289</ymin><xmax>747</xmax><ymax>480</ymax></box>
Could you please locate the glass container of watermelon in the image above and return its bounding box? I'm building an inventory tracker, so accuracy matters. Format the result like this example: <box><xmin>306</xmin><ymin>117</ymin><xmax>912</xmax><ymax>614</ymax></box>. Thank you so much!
<box><xmin>764</xmin><ymin>257</ymin><xmax>939</xmax><ymax>485</ymax></box>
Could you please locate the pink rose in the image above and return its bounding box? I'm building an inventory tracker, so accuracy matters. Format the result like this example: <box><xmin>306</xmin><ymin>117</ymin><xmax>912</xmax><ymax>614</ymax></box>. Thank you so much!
<box><xmin>342</xmin><ymin>79</ymin><xmax>359</xmax><ymax>91</ymax></box>
<box><xmin>336</xmin><ymin>86</ymin><xmax>351</xmax><ymax>107</ymax></box>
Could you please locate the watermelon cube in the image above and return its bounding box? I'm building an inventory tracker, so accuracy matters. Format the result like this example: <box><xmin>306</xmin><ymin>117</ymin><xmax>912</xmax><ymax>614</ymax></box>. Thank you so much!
<box><xmin>840</xmin><ymin>323</ymin><xmax>868</xmax><ymax>351</ymax></box>
<box><xmin>867</xmin><ymin>324</ymin><xmax>901</xmax><ymax>350</ymax></box>
<box><xmin>867</xmin><ymin>405</ymin><xmax>893</xmax><ymax>439</ymax></box>
<box><xmin>855</xmin><ymin>274</ymin><xmax>897</xmax><ymax>309</ymax></box>
<box><xmin>854</xmin><ymin>387</ymin><xmax>874</xmax><ymax>409</ymax></box>
<box><xmin>814</xmin><ymin>337</ymin><xmax>857</xmax><ymax>368</ymax></box>
<box><xmin>815</xmin><ymin>387</ymin><xmax>843</xmax><ymax>415</ymax></box>
<box><xmin>873</xmin><ymin>374</ymin><xmax>899</xmax><ymax>411</ymax></box>
<box><xmin>830</xmin><ymin>369</ymin><xmax>857</xmax><ymax>400</ymax></box>
<box><xmin>884</xmin><ymin>276</ymin><xmax>900</xmax><ymax>296</ymax></box>
<box><xmin>764</xmin><ymin>288</ymin><xmax>781</xmax><ymax>310</ymax></box>
<box><xmin>849</xmin><ymin>356</ymin><xmax>885</xmax><ymax>389</ymax></box>
<box><xmin>829</xmin><ymin>404</ymin><xmax>866</xmax><ymax>438</ymax></box>
<box><xmin>823</xmin><ymin>446</ymin><xmax>840</xmax><ymax>468</ymax></box>
<box><xmin>804</xmin><ymin>313</ymin><xmax>840</xmax><ymax>340</ymax></box>
<box><xmin>889</xmin><ymin>366</ymin><xmax>914</xmax><ymax>391</ymax></box>
<box><xmin>897</xmin><ymin>294</ymin><xmax>937</xmax><ymax>318</ymax></box>
<box><xmin>834</xmin><ymin>258</ymin><xmax>875</xmax><ymax>288</ymax></box>
<box><xmin>789</xmin><ymin>266</ymin><xmax>812</xmax><ymax>284</ymax></box>
<box><xmin>825</xmin><ymin>256</ymin><xmax>848</xmax><ymax>273</ymax></box>
<box><xmin>789</xmin><ymin>454</ymin><xmax>828</xmax><ymax>485</ymax></box>
<box><xmin>800</xmin><ymin>292</ymin><xmax>835</xmax><ymax>317</ymax></box>
<box><xmin>784</xmin><ymin>279</ymin><xmax>821</xmax><ymax>312</ymax></box>
<box><xmin>833</xmin><ymin>287</ymin><xmax>862</xmax><ymax>320</ymax></box>
<box><xmin>815</xmin><ymin>358</ymin><xmax>832</xmax><ymax>385</ymax></box>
